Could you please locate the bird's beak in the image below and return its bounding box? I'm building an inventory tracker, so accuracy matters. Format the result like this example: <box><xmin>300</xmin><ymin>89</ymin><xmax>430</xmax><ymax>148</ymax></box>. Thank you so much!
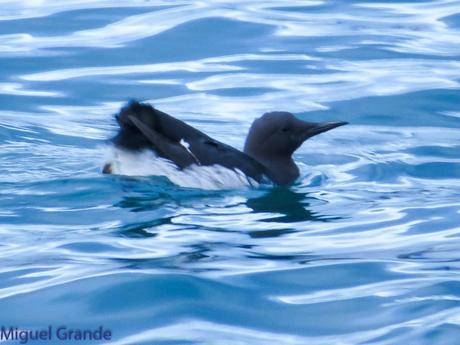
<box><xmin>301</xmin><ymin>121</ymin><xmax>348</xmax><ymax>140</ymax></box>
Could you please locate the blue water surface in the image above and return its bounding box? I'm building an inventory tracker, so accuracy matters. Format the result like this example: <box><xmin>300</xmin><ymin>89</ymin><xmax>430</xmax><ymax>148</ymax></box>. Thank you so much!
<box><xmin>1</xmin><ymin>1</ymin><xmax>460</xmax><ymax>344</ymax></box>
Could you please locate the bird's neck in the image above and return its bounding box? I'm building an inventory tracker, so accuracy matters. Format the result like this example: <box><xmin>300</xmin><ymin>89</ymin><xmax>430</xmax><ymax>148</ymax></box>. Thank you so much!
<box><xmin>249</xmin><ymin>153</ymin><xmax>299</xmax><ymax>185</ymax></box>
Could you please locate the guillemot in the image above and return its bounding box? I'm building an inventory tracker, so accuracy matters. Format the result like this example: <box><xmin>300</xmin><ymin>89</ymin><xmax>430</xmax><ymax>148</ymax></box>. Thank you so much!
<box><xmin>103</xmin><ymin>101</ymin><xmax>347</xmax><ymax>186</ymax></box>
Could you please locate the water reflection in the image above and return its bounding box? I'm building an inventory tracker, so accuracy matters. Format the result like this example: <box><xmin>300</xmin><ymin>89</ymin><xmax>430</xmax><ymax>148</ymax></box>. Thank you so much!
<box><xmin>246</xmin><ymin>186</ymin><xmax>339</xmax><ymax>223</ymax></box>
<box><xmin>113</xmin><ymin>179</ymin><xmax>343</xmax><ymax>243</ymax></box>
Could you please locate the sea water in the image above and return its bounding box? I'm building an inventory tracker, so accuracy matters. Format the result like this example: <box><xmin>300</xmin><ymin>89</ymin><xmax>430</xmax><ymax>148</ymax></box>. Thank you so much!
<box><xmin>1</xmin><ymin>1</ymin><xmax>460</xmax><ymax>344</ymax></box>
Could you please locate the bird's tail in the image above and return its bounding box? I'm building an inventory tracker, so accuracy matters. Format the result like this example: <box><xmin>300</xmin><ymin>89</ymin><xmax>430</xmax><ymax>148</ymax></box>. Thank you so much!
<box><xmin>111</xmin><ymin>100</ymin><xmax>157</xmax><ymax>151</ymax></box>
<box><xmin>115</xmin><ymin>100</ymin><xmax>156</xmax><ymax>130</ymax></box>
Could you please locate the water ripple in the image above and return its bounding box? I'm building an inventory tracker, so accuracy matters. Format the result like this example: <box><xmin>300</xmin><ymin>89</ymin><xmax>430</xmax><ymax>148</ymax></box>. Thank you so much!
<box><xmin>1</xmin><ymin>0</ymin><xmax>460</xmax><ymax>344</ymax></box>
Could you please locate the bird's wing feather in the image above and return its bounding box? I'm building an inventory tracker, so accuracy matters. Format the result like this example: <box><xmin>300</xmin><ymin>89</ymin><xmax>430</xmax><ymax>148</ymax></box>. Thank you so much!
<box><xmin>191</xmin><ymin>138</ymin><xmax>267</xmax><ymax>181</ymax></box>
<box><xmin>128</xmin><ymin>115</ymin><xmax>199</xmax><ymax>168</ymax></box>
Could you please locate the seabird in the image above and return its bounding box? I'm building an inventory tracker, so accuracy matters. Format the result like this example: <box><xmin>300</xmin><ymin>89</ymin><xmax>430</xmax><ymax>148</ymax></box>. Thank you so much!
<box><xmin>103</xmin><ymin>101</ymin><xmax>347</xmax><ymax>185</ymax></box>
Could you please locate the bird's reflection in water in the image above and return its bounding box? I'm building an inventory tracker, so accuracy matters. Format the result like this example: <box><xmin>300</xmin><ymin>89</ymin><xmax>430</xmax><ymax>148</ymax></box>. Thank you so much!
<box><xmin>246</xmin><ymin>186</ymin><xmax>331</xmax><ymax>223</ymax></box>
<box><xmin>112</xmin><ymin>176</ymin><xmax>341</xmax><ymax>241</ymax></box>
<box><xmin>246</xmin><ymin>187</ymin><xmax>341</xmax><ymax>238</ymax></box>
<box><xmin>109</xmin><ymin>180</ymin><xmax>344</xmax><ymax>270</ymax></box>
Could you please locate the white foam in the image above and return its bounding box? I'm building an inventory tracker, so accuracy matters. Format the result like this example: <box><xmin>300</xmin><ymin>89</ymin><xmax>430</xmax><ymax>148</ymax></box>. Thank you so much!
<box><xmin>106</xmin><ymin>148</ymin><xmax>260</xmax><ymax>190</ymax></box>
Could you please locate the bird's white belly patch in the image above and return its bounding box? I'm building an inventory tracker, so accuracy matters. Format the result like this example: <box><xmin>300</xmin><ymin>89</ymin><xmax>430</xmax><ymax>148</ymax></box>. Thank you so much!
<box><xmin>105</xmin><ymin>148</ymin><xmax>259</xmax><ymax>190</ymax></box>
